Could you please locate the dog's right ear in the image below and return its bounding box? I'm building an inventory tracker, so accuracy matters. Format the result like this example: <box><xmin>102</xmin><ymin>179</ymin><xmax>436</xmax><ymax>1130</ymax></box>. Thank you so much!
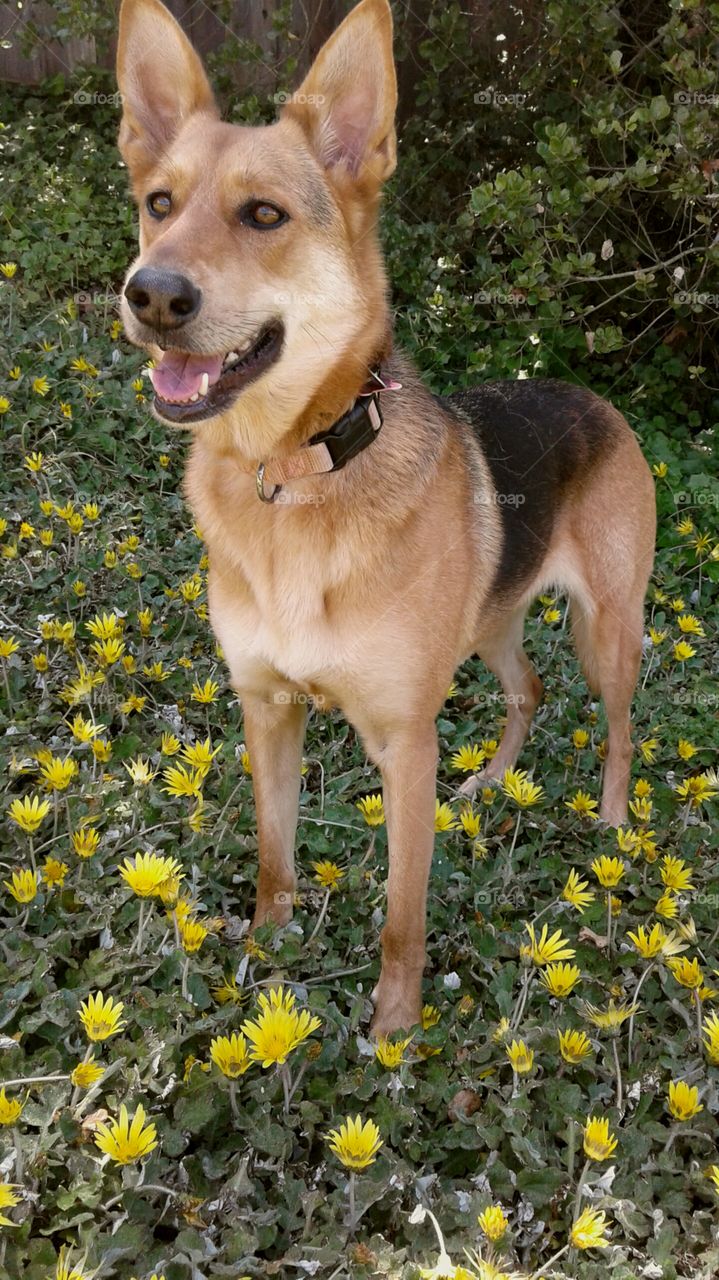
<box><xmin>116</xmin><ymin>0</ymin><xmax>218</xmax><ymax>183</ymax></box>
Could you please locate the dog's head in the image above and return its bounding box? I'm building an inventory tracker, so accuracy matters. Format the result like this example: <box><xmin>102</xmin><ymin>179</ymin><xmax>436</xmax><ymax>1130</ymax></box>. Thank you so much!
<box><xmin>116</xmin><ymin>0</ymin><xmax>397</xmax><ymax>453</ymax></box>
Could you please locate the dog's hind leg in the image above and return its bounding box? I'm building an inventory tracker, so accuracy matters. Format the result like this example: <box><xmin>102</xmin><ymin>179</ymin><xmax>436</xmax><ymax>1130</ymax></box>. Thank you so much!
<box><xmin>243</xmin><ymin>694</ymin><xmax>307</xmax><ymax>928</ymax></box>
<box><xmin>570</xmin><ymin>593</ymin><xmax>644</xmax><ymax>827</ymax></box>
<box><xmin>459</xmin><ymin>605</ymin><xmax>543</xmax><ymax>796</ymax></box>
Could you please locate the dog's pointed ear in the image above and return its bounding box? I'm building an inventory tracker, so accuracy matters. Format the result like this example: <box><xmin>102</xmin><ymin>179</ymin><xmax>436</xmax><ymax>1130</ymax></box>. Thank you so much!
<box><xmin>117</xmin><ymin>0</ymin><xmax>218</xmax><ymax>181</ymax></box>
<box><xmin>282</xmin><ymin>0</ymin><xmax>397</xmax><ymax>187</ymax></box>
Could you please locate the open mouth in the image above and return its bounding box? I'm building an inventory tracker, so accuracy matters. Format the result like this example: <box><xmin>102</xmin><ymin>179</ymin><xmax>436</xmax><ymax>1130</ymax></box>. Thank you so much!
<box><xmin>148</xmin><ymin>321</ymin><xmax>284</xmax><ymax>424</ymax></box>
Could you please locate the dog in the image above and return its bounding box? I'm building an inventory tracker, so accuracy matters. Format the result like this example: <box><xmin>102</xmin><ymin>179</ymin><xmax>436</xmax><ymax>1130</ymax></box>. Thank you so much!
<box><xmin>116</xmin><ymin>0</ymin><xmax>656</xmax><ymax>1035</ymax></box>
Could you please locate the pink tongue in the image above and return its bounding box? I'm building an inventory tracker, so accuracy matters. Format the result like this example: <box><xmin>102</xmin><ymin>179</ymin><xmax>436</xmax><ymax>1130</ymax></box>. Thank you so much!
<box><xmin>150</xmin><ymin>352</ymin><xmax>224</xmax><ymax>403</ymax></box>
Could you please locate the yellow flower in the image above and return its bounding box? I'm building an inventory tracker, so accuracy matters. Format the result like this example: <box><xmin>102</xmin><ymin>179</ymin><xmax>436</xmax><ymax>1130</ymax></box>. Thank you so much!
<box><xmin>539</xmin><ymin>962</ymin><xmax>581</xmax><ymax>998</ymax></box>
<box><xmin>675</xmin><ymin>774</ymin><xmax>717</xmax><ymax>809</ymax></box>
<box><xmin>32</xmin><ymin>376</ymin><xmax>49</xmax><ymax>396</ymax></box>
<box><xmin>702</xmin><ymin>1011</ymin><xmax>719</xmax><ymax>1064</ymax></box>
<box><xmin>162</xmin><ymin>763</ymin><xmax>204</xmax><ymax>798</ymax></box>
<box><xmin>69</xmin><ymin>714</ymin><xmax>105</xmax><ymax>743</ymax></box>
<box><xmin>478</xmin><ymin>1205</ymin><xmax>508</xmax><ymax>1242</ymax></box>
<box><xmin>649</xmin><ymin>627</ymin><xmax>666</xmax><ymax>645</ymax></box>
<box><xmin>0</xmin><ymin>1181</ymin><xmax>20</xmax><ymax>1226</ymax></box>
<box><xmin>71</xmin><ymin>1056</ymin><xmax>105</xmax><ymax>1089</ymax></box>
<box><xmin>677</xmin><ymin>613</ymin><xmax>705</xmax><ymax>637</ymax></box>
<box><xmin>677</xmin><ymin>739</ymin><xmax>697</xmax><ymax>761</ymax></box>
<box><xmin>627</xmin><ymin>924</ymin><xmax>687</xmax><ymax>959</ymax></box>
<box><xmin>210</xmin><ymin>1032</ymin><xmax>251</xmax><ymax>1078</ymax></box>
<box><xmin>119</xmin><ymin>851</ymin><xmax>183</xmax><ymax>897</ymax></box>
<box><xmin>124</xmin><ymin>756</ymin><xmax>157</xmax><ymax>786</ymax></box>
<box><xmin>450</xmin><ymin>743</ymin><xmax>485</xmax><ymax>772</ymax></box>
<box><xmin>652</xmin><ymin>461</ymin><xmax>668</xmax><ymax>478</ymax></box>
<box><xmin>211</xmin><ymin>975</ymin><xmax>245</xmax><ymax>1006</ymax></box>
<box><xmin>673</xmin><ymin>640</ymin><xmax>696</xmax><ymax>662</ymax></box>
<box><xmin>561</xmin><ymin>869</ymin><xmax>595</xmax><ymax>912</ymax></box>
<box><xmin>42</xmin><ymin>857</ymin><xmax>69</xmax><ymax>888</ymax></box>
<box><xmin>7</xmin><ymin>793</ymin><xmax>51</xmax><ymax>833</ymax></box>
<box><xmin>55</xmin><ymin>1246</ymin><xmax>88</xmax><ymax>1280</ymax></box>
<box><xmin>557</xmin><ymin>1028</ymin><xmax>593</xmax><ymax>1064</ymax></box>
<box><xmin>40</xmin><ymin>755</ymin><xmax>77</xmax><ymax>792</ymax></box>
<box><xmin>524</xmin><ymin>922</ymin><xmax>575</xmax><ymax>967</ymax></box>
<box><xmin>179</xmin><ymin>917</ymin><xmax>208</xmax><ymax>953</ymax></box>
<box><xmin>78</xmin><ymin>991</ymin><xmax>126</xmax><ymax>1042</ymax></box>
<box><xmin>667</xmin><ymin>1080</ymin><xmax>702</xmax><ymax>1121</ymax></box>
<box><xmin>421</xmin><ymin>1005</ymin><xmax>441</xmax><ymax>1030</ymax></box>
<box><xmin>506</xmin><ymin>1039</ymin><xmax>534</xmax><ymax>1073</ymax></box>
<box><xmin>660</xmin><ymin>854</ymin><xmax>695</xmax><ymax>892</ymax></box>
<box><xmin>655</xmin><ymin>891</ymin><xmax>678</xmax><ymax>920</ymax></box>
<box><xmin>94</xmin><ymin>1103</ymin><xmax>158</xmax><ymax>1164</ymax></box>
<box><xmin>4</xmin><ymin>869</ymin><xmax>40</xmax><ymax>903</ymax></box>
<box><xmin>582</xmin><ymin>999</ymin><xmax>638</xmax><ymax>1031</ymax></box>
<box><xmin>241</xmin><ymin>986</ymin><xmax>322</xmax><ymax>1068</ymax></box>
<box><xmin>91</xmin><ymin>636</ymin><xmax>125</xmax><ymax>666</ymax></box>
<box><xmin>570</xmin><ymin>1206</ymin><xmax>611</xmax><ymax>1250</ymax></box>
<box><xmin>375</xmin><ymin>1036</ymin><xmax>412</xmax><ymax>1069</ymax></box>
<box><xmin>0</xmin><ymin>262</ymin><xmax>17</xmax><ymax>278</ymax></box>
<box><xmin>543</xmin><ymin>607</ymin><xmax>561</xmax><ymax>623</ymax></box>
<box><xmin>160</xmin><ymin>732</ymin><xmax>181</xmax><ymax>756</ymax></box>
<box><xmin>591</xmin><ymin>855</ymin><xmax>625</xmax><ymax>888</ymax></box>
<box><xmin>312</xmin><ymin>860</ymin><xmax>345</xmax><ymax>890</ymax></box>
<box><xmin>572</xmin><ymin>728</ymin><xmax>590</xmax><ymax>749</ymax></box>
<box><xmin>191</xmin><ymin>678</ymin><xmax>219</xmax><ymax>704</ymax></box>
<box><xmin>501</xmin><ymin>767</ymin><xmax>543</xmax><ymax>808</ymax></box>
<box><xmin>709</xmin><ymin>1166</ymin><xmax>719</xmax><ymax>1196</ymax></box>
<box><xmin>458</xmin><ymin>807</ymin><xmax>482</xmax><ymax>839</ymax></box>
<box><xmin>180</xmin><ymin>736</ymin><xmax>219</xmax><ymax>773</ymax></box>
<box><xmin>72</xmin><ymin>827</ymin><xmax>100</xmax><ymax>858</ymax></box>
<box><xmin>326</xmin><ymin>1115</ymin><xmax>382</xmax><ymax>1170</ymax></box>
<box><xmin>583</xmin><ymin>1115</ymin><xmax>617</xmax><ymax>1160</ymax></box>
<box><xmin>667</xmin><ymin>956</ymin><xmax>703</xmax><ymax>990</ymax></box>
<box><xmin>435</xmin><ymin>800</ymin><xmax>459</xmax><ymax>831</ymax></box>
<box><xmin>356</xmin><ymin>793</ymin><xmax>385</xmax><ymax>826</ymax></box>
<box><xmin>565</xmin><ymin>790</ymin><xmax>599</xmax><ymax>820</ymax></box>
<box><xmin>0</xmin><ymin>1089</ymin><xmax>24</xmax><ymax>1125</ymax></box>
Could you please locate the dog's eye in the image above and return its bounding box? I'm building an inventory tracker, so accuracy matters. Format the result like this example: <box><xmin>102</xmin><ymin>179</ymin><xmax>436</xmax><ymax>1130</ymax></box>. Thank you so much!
<box><xmin>240</xmin><ymin>201</ymin><xmax>288</xmax><ymax>230</ymax></box>
<box><xmin>147</xmin><ymin>191</ymin><xmax>172</xmax><ymax>220</ymax></box>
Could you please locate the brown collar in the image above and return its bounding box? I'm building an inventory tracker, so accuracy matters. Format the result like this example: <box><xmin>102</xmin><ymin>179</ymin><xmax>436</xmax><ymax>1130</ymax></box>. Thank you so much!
<box><xmin>242</xmin><ymin>367</ymin><xmax>402</xmax><ymax>503</ymax></box>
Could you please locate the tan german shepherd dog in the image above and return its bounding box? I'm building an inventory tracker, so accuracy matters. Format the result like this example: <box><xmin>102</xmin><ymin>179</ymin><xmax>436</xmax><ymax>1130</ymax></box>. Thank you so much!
<box><xmin>116</xmin><ymin>0</ymin><xmax>656</xmax><ymax>1034</ymax></box>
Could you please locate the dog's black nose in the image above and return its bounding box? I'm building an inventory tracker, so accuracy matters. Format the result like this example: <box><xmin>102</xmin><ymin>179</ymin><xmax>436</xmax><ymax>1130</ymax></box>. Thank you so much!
<box><xmin>124</xmin><ymin>268</ymin><xmax>201</xmax><ymax>329</ymax></box>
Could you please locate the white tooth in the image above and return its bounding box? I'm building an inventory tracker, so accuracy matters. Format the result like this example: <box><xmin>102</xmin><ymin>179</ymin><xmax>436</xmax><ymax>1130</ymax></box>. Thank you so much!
<box><xmin>199</xmin><ymin>373</ymin><xmax>209</xmax><ymax>397</ymax></box>
<box><xmin>190</xmin><ymin>393</ymin><xmax>199</xmax><ymax>402</ymax></box>
<box><xmin>226</xmin><ymin>351</ymin><xmax>239</xmax><ymax>364</ymax></box>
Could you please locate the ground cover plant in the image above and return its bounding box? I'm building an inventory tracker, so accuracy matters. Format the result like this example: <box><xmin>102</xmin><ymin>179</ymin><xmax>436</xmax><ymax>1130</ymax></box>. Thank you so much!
<box><xmin>1</xmin><ymin>3</ymin><xmax>719</xmax><ymax>1275</ymax></box>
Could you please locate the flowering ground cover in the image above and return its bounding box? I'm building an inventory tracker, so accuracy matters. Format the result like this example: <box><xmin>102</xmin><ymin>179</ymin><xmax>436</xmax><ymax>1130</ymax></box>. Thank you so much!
<box><xmin>1</xmin><ymin>113</ymin><xmax>719</xmax><ymax>1277</ymax></box>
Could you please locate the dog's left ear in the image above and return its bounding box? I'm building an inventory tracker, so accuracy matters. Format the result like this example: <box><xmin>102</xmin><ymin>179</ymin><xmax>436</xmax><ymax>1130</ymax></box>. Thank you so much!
<box><xmin>116</xmin><ymin>0</ymin><xmax>219</xmax><ymax>182</ymax></box>
<box><xmin>282</xmin><ymin>0</ymin><xmax>397</xmax><ymax>187</ymax></box>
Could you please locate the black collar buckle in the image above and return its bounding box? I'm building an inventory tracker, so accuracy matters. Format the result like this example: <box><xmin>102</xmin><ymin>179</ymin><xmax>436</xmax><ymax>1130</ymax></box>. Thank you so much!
<box><xmin>308</xmin><ymin>393</ymin><xmax>383</xmax><ymax>472</ymax></box>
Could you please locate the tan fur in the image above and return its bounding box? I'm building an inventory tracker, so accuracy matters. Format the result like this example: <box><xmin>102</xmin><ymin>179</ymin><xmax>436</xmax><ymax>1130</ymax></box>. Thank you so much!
<box><xmin>117</xmin><ymin>0</ymin><xmax>656</xmax><ymax>1035</ymax></box>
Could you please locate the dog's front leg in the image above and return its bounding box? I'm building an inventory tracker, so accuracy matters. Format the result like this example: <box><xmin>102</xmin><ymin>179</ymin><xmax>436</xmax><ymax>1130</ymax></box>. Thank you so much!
<box><xmin>243</xmin><ymin>693</ymin><xmax>307</xmax><ymax>929</ymax></box>
<box><xmin>371</xmin><ymin>722</ymin><xmax>438</xmax><ymax>1037</ymax></box>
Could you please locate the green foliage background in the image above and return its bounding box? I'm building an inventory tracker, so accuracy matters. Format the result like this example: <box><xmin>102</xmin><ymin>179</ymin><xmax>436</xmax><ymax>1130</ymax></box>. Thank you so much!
<box><xmin>0</xmin><ymin>2</ymin><xmax>718</xmax><ymax>1278</ymax></box>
